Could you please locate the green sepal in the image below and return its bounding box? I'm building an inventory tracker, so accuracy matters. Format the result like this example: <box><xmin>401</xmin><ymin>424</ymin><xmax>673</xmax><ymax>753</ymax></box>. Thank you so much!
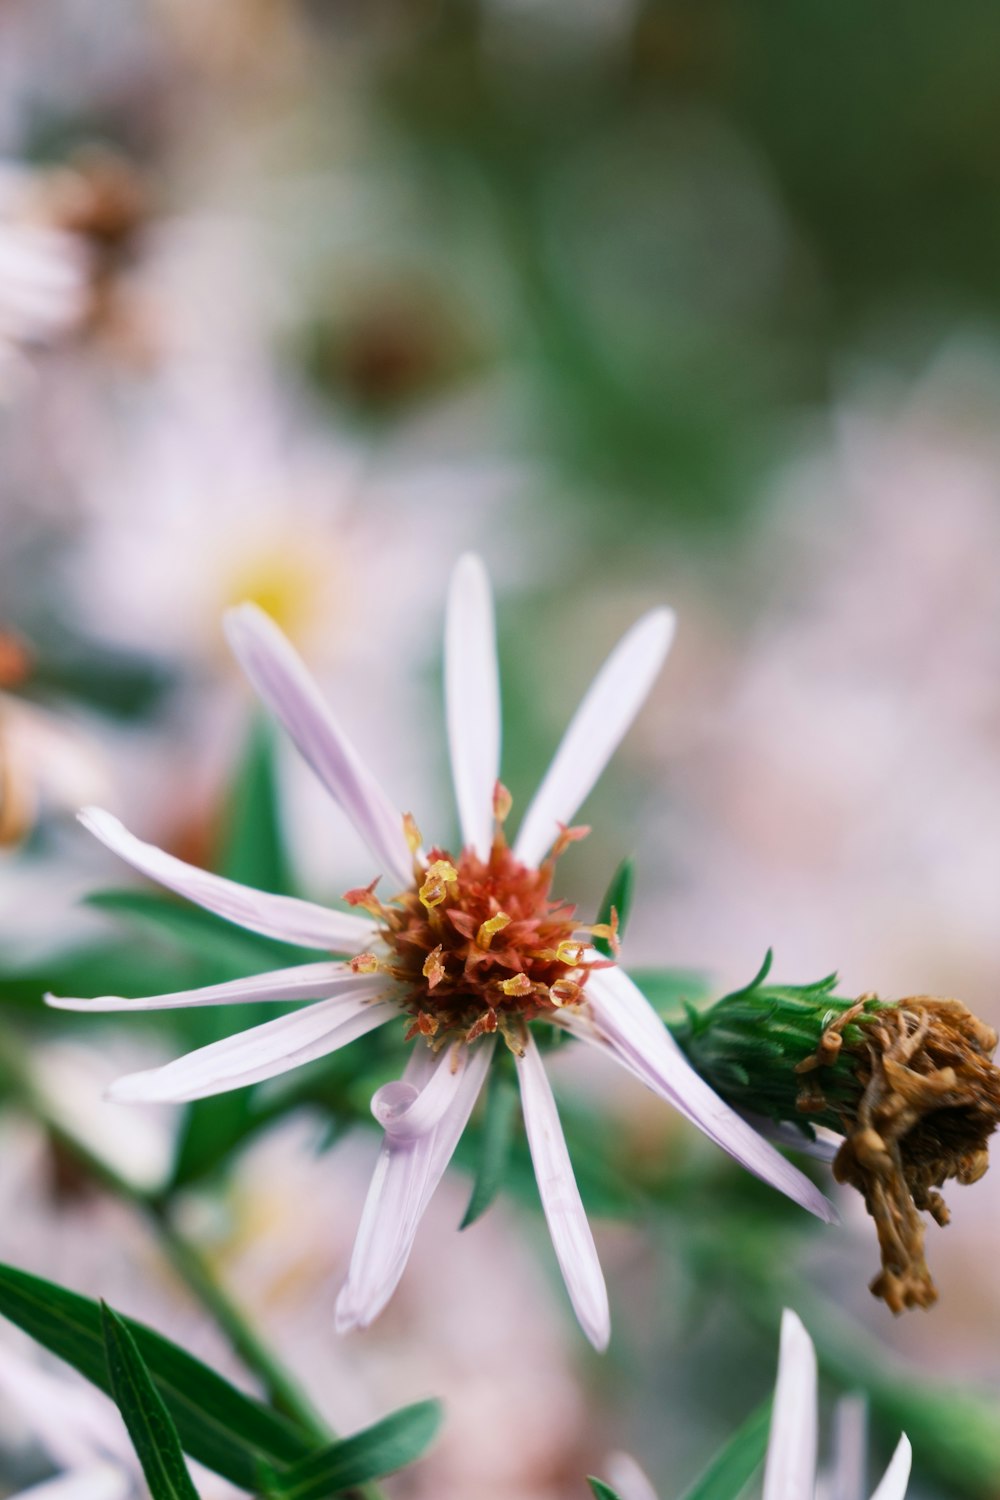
<box><xmin>460</xmin><ymin>1062</ymin><xmax>520</xmax><ymax>1228</ymax></box>
<box><xmin>0</xmin><ymin>1262</ymin><xmax>313</xmax><ymax>1489</ymax></box>
<box><xmin>588</xmin><ymin>1481</ymin><xmax>626</xmax><ymax>1500</ymax></box>
<box><xmin>100</xmin><ymin>1302</ymin><xmax>201</xmax><ymax>1500</ymax></box>
<box><xmin>262</xmin><ymin>1400</ymin><xmax>442</xmax><ymax>1498</ymax></box>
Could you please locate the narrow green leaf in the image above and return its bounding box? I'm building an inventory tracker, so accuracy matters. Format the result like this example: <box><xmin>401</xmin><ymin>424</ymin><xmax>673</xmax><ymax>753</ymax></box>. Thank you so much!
<box><xmin>677</xmin><ymin>1398</ymin><xmax>771</xmax><ymax>1500</ymax></box>
<box><xmin>460</xmin><ymin>1067</ymin><xmax>519</xmax><ymax>1229</ymax></box>
<box><xmin>588</xmin><ymin>1480</ymin><xmax>625</xmax><ymax>1500</ymax></box>
<box><xmin>267</xmin><ymin>1400</ymin><xmax>442</xmax><ymax>1498</ymax></box>
<box><xmin>101</xmin><ymin>1303</ymin><xmax>200</xmax><ymax>1500</ymax></box>
<box><xmin>0</xmin><ymin>1262</ymin><xmax>313</xmax><ymax>1489</ymax></box>
<box><xmin>594</xmin><ymin>856</ymin><xmax>636</xmax><ymax>957</ymax></box>
<box><xmin>219</xmin><ymin>714</ymin><xmax>294</xmax><ymax>896</ymax></box>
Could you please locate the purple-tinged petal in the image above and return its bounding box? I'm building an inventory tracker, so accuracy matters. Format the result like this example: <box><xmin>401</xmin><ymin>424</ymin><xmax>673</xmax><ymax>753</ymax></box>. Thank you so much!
<box><xmin>763</xmin><ymin>1310</ymin><xmax>818</xmax><ymax>1500</ymax></box>
<box><xmin>371</xmin><ymin>1046</ymin><xmax>474</xmax><ymax>1141</ymax></box>
<box><xmin>0</xmin><ymin>1342</ymin><xmax>131</xmax><ymax>1469</ymax></box>
<box><xmin>46</xmin><ymin>960</ymin><xmax>363</xmax><ymax>1013</ymax></box>
<box><xmin>106</xmin><ymin>992</ymin><xmax>397</xmax><ymax>1103</ymax></box>
<box><xmin>224</xmin><ymin>604</ymin><xmax>412</xmax><ymax>887</ymax></box>
<box><xmin>566</xmin><ymin>965</ymin><xmax>838</xmax><ymax>1224</ymax></box>
<box><xmin>335</xmin><ymin>1039</ymin><xmax>494</xmax><ymax>1332</ymax></box>
<box><xmin>8</xmin><ymin>1467</ymin><xmax>132</xmax><ymax>1500</ymax></box>
<box><xmin>445</xmin><ymin>553</ymin><xmax>501</xmax><ymax>860</ymax></box>
<box><xmin>80</xmin><ymin>808</ymin><xmax>373</xmax><ymax>952</ymax></box>
<box><xmin>868</xmin><ymin>1438</ymin><xmax>912</xmax><ymax>1500</ymax></box>
<box><xmin>604</xmin><ymin>1453</ymin><xmax>660</xmax><ymax>1500</ymax></box>
<box><xmin>828</xmin><ymin>1396</ymin><xmax>868</xmax><ymax>1500</ymax></box>
<box><xmin>515</xmin><ymin>1032</ymin><xmax>610</xmax><ymax>1351</ymax></box>
<box><xmin>514</xmin><ymin>608</ymin><xmax>675</xmax><ymax>868</ymax></box>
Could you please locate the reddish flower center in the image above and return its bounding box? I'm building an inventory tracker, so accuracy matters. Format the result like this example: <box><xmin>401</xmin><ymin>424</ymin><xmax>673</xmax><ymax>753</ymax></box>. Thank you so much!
<box><xmin>344</xmin><ymin>794</ymin><xmax>616</xmax><ymax>1048</ymax></box>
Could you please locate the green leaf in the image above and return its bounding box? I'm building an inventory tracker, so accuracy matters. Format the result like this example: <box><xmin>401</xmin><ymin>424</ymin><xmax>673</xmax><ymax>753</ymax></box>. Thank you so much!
<box><xmin>100</xmin><ymin>1303</ymin><xmax>201</xmax><ymax>1500</ymax></box>
<box><xmin>594</xmin><ymin>856</ymin><xmax>635</xmax><ymax>957</ymax></box>
<box><xmin>588</xmin><ymin>1481</ymin><xmax>625</xmax><ymax>1500</ymax></box>
<box><xmin>0</xmin><ymin>1262</ymin><xmax>313</xmax><ymax>1489</ymax></box>
<box><xmin>265</xmin><ymin>1400</ymin><xmax>442</xmax><ymax>1498</ymax></box>
<box><xmin>677</xmin><ymin>1398</ymin><xmax>771</xmax><ymax>1500</ymax></box>
<box><xmin>460</xmin><ymin>1066</ymin><xmax>520</xmax><ymax>1228</ymax></box>
<box><xmin>219</xmin><ymin>714</ymin><xmax>295</xmax><ymax>896</ymax></box>
<box><xmin>85</xmin><ymin>890</ymin><xmax>306</xmax><ymax>972</ymax></box>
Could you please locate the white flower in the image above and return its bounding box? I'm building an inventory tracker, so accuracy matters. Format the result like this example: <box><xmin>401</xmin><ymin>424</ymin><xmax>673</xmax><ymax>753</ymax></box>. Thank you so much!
<box><xmin>0</xmin><ymin>1336</ymin><xmax>135</xmax><ymax>1500</ymax></box>
<box><xmin>604</xmin><ymin>1310</ymin><xmax>911</xmax><ymax>1500</ymax></box>
<box><xmin>49</xmin><ymin>555</ymin><xmax>835</xmax><ymax>1349</ymax></box>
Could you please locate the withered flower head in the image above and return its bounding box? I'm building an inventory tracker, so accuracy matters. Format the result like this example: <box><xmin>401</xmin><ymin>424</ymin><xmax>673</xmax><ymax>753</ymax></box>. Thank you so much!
<box><xmin>675</xmin><ymin>953</ymin><xmax>1000</xmax><ymax>1313</ymax></box>
<box><xmin>797</xmin><ymin>994</ymin><xmax>1000</xmax><ymax>1313</ymax></box>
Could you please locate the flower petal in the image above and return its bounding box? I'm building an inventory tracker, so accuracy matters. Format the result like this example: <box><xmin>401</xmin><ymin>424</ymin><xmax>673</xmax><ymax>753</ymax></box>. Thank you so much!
<box><xmin>0</xmin><ymin>1341</ymin><xmax>131</xmax><ymax>1468</ymax></box>
<box><xmin>445</xmin><ymin>553</ymin><xmax>501</xmax><ymax>859</ymax></box>
<box><xmin>762</xmin><ymin>1309</ymin><xmax>818</xmax><ymax>1500</ymax></box>
<box><xmin>828</xmin><ymin>1396</ymin><xmax>868</xmax><ymax>1500</ymax></box>
<box><xmin>46</xmin><ymin>961</ymin><xmax>362</xmax><ymax>1013</ymax></box>
<box><xmin>107</xmin><ymin>991</ymin><xmax>397</xmax><ymax>1103</ymax></box>
<box><xmin>335</xmin><ymin>1039</ymin><xmax>494</xmax><ymax>1332</ymax></box>
<box><xmin>514</xmin><ymin>607</ymin><xmax>675</xmax><ymax>868</ymax></box>
<box><xmin>604</xmin><ymin>1453</ymin><xmax>660</xmax><ymax>1500</ymax></box>
<box><xmin>371</xmin><ymin>1047</ymin><xmax>475</xmax><ymax>1141</ymax></box>
<box><xmin>868</xmin><ymin>1437</ymin><xmax>912</xmax><ymax>1500</ymax></box>
<box><xmin>81</xmin><ymin>808</ymin><xmax>373</xmax><ymax>952</ymax></box>
<box><xmin>515</xmin><ymin>1032</ymin><xmax>610</xmax><ymax>1351</ymax></box>
<box><xmin>224</xmin><ymin>604</ymin><xmax>412</xmax><ymax>887</ymax></box>
<box><xmin>7</xmin><ymin>1467</ymin><xmax>133</xmax><ymax>1500</ymax></box>
<box><xmin>568</xmin><ymin>965</ymin><xmax>838</xmax><ymax>1224</ymax></box>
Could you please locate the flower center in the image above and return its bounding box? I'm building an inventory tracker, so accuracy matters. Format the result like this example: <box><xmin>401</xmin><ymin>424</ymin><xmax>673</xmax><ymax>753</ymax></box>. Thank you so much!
<box><xmin>343</xmin><ymin>787</ymin><xmax>616</xmax><ymax>1049</ymax></box>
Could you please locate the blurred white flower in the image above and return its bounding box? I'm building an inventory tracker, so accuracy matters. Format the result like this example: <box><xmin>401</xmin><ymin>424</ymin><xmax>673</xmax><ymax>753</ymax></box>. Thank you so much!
<box><xmin>601</xmin><ymin>1311</ymin><xmax>911</xmax><ymax>1500</ymax></box>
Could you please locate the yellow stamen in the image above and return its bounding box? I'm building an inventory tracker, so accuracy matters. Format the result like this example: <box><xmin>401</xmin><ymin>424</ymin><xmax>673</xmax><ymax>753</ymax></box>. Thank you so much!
<box><xmin>403</xmin><ymin>812</ymin><xmax>422</xmax><ymax>853</ymax></box>
<box><xmin>477</xmin><ymin>911</ymin><xmax>511</xmax><ymax>949</ymax></box>
<box><xmin>422</xmin><ymin>945</ymin><xmax>446</xmax><ymax>989</ymax></box>
<box><xmin>500</xmin><ymin>973</ymin><xmax>533</xmax><ymax>997</ymax></box>
<box><xmin>493</xmin><ymin>780</ymin><xmax>513</xmax><ymax>824</ymax></box>
<box><xmin>350</xmin><ymin>952</ymin><xmax>379</xmax><ymax>975</ymax></box>
<box><xmin>550</xmin><ymin>978</ymin><xmax>582</xmax><ymax>1006</ymax></box>
<box><xmin>342</xmin><ymin>878</ymin><xmax>384</xmax><ymax>919</ymax></box>
<box><xmin>556</xmin><ymin>940</ymin><xmax>585</xmax><ymax>967</ymax></box>
<box><xmin>419</xmin><ymin>859</ymin><xmax>459</xmax><ymax>910</ymax></box>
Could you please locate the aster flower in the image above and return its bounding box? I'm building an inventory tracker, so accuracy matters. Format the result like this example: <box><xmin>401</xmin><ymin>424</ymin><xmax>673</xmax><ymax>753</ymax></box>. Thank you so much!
<box><xmin>596</xmin><ymin>1310</ymin><xmax>911</xmax><ymax>1500</ymax></box>
<box><xmin>50</xmin><ymin>555</ymin><xmax>834</xmax><ymax>1349</ymax></box>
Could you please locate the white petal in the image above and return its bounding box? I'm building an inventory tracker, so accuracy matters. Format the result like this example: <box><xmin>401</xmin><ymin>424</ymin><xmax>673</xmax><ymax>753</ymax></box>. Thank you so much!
<box><xmin>224</xmin><ymin>604</ymin><xmax>412</xmax><ymax>887</ymax></box>
<box><xmin>445</xmin><ymin>553</ymin><xmax>501</xmax><ymax>859</ymax></box>
<box><xmin>336</xmin><ymin>1039</ymin><xmax>494</xmax><ymax>1332</ymax></box>
<box><xmin>828</xmin><ymin>1396</ymin><xmax>868</xmax><ymax>1500</ymax></box>
<box><xmin>515</xmin><ymin>1032</ymin><xmax>610</xmax><ymax>1351</ymax></box>
<box><xmin>604</xmin><ymin>1452</ymin><xmax>660</xmax><ymax>1500</ymax></box>
<box><xmin>81</xmin><ymin>808</ymin><xmax>373</xmax><ymax>952</ymax></box>
<box><xmin>371</xmin><ymin>1046</ymin><xmax>475</xmax><ymax>1141</ymax></box>
<box><xmin>570</xmin><ymin>965</ymin><xmax>838</xmax><ymax>1224</ymax></box>
<box><xmin>514</xmin><ymin>608</ymin><xmax>675</xmax><ymax>867</ymax></box>
<box><xmin>46</xmin><ymin>961</ymin><xmax>362</xmax><ymax>1012</ymax></box>
<box><xmin>868</xmin><ymin>1438</ymin><xmax>911</xmax><ymax>1500</ymax></box>
<box><xmin>107</xmin><ymin>991</ymin><xmax>397</xmax><ymax>1103</ymax></box>
<box><xmin>7</xmin><ymin>1467</ymin><xmax>132</xmax><ymax>1500</ymax></box>
<box><xmin>0</xmin><ymin>1343</ymin><xmax>130</xmax><ymax>1469</ymax></box>
<box><xmin>763</xmin><ymin>1309</ymin><xmax>819</xmax><ymax>1500</ymax></box>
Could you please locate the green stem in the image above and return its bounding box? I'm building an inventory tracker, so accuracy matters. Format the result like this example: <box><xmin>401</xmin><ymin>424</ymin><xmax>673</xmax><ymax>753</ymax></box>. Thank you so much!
<box><xmin>0</xmin><ymin>1030</ymin><xmax>384</xmax><ymax>1500</ymax></box>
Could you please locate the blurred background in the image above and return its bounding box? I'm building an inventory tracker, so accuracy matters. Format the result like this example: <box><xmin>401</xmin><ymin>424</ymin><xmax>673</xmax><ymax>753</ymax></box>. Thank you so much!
<box><xmin>3</xmin><ymin>2</ymin><xmax>1000</xmax><ymax>1497</ymax></box>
